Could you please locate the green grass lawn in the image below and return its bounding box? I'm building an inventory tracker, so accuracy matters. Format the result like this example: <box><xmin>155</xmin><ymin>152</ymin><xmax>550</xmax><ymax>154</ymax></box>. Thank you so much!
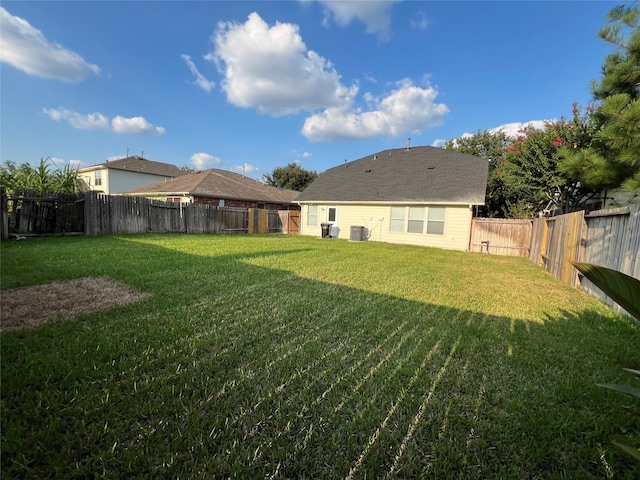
<box><xmin>1</xmin><ymin>234</ymin><xmax>639</xmax><ymax>479</ymax></box>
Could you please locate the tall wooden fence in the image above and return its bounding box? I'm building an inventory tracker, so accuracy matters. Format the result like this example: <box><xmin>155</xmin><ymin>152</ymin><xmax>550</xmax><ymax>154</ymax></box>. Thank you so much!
<box><xmin>469</xmin><ymin>218</ymin><xmax>533</xmax><ymax>256</ymax></box>
<box><xmin>529</xmin><ymin>204</ymin><xmax>640</xmax><ymax>316</ymax></box>
<box><xmin>1</xmin><ymin>191</ymin><xmax>297</xmax><ymax>238</ymax></box>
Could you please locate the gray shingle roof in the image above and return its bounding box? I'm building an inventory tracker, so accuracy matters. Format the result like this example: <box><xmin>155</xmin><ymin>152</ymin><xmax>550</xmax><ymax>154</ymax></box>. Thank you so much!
<box><xmin>296</xmin><ymin>146</ymin><xmax>488</xmax><ymax>204</ymax></box>
<box><xmin>100</xmin><ymin>156</ymin><xmax>185</xmax><ymax>177</ymax></box>
<box><xmin>123</xmin><ymin>168</ymin><xmax>300</xmax><ymax>204</ymax></box>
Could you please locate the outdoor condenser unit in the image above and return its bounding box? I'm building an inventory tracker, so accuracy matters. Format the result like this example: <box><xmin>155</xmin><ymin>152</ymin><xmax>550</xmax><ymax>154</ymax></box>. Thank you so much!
<box><xmin>350</xmin><ymin>225</ymin><xmax>366</xmax><ymax>242</ymax></box>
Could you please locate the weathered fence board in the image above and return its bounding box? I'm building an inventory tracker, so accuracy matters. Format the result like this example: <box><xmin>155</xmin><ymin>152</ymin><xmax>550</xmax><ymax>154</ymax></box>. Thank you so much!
<box><xmin>530</xmin><ymin>204</ymin><xmax>640</xmax><ymax>317</ymax></box>
<box><xmin>2</xmin><ymin>191</ymin><xmax>282</xmax><ymax>237</ymax></box>
<box><xmin>469</xmin><ymin>218</ymin><xmax>532</xmax><ymax>256</ymax></box>
<box><xmin>4</xmin><ymin>190</ymin><xmax>85</xmax><ymax>236</ymax></box>
<box><xmin>580</xmin><ymin>206</ymin><xmax>640</xmax><ymax>314</ymax></box>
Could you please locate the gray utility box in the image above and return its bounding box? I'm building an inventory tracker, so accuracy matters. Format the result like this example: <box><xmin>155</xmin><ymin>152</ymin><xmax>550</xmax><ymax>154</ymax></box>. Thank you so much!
<box><xmin>350</xmin><ymin>225</ymin><xmax>366</xmax><ymax>242</ymax></box>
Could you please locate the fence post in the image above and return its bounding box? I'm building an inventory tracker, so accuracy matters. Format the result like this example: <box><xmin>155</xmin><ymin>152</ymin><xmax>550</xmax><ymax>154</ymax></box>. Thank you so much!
<box><xmin>1</xmin><ymin>187</ymin><xmax>7</xmax><ymax>240</ymax></box>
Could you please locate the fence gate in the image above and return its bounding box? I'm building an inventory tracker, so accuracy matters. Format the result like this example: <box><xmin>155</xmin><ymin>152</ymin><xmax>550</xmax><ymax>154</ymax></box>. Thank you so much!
<box><xmin>469</xmin><ymin>218</ymin><xmax>533</xmax><ymax>256</ymax></box>
<box><xmin>288</xmin><ymin>211</ymin><xmax>300</xmax><ymax>234</ymax></box>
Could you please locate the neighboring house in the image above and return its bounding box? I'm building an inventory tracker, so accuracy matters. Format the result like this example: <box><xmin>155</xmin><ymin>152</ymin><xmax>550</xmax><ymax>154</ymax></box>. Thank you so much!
<box><xmin>296</xmin><ymin>146</ymin><xmax>488</xmax><ymax>251</ymax></box>
<box><xmin>78</xmin><ymin>156</ymin><xmax>185</xmax><ymax>194</ymax></box>
<box><xmin>121</xmin><ymin>168</ymin><xmax>301</xmax><ymax>210</ymax></box>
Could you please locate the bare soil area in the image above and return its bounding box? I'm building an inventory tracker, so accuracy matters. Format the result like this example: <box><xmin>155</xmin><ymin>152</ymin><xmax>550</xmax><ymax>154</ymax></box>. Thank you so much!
<box><xmin>1</xmin><ymin>277</ymin><xmax>151</xmax><ymax>331</ymax></box>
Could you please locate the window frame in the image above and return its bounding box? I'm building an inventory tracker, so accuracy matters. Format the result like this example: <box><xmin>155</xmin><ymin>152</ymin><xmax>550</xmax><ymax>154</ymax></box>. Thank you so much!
<box><xmin>407</xmin><ymin>207</ymin><xmax>425</xmax><ymax>234</ymax></box>
<box><xmin>426</xmin><ymin>207</ymin><xmax>446</xmax><ymax>235</ymax></box>
<box><xmin>389</xmin><ymin>207</ymin><xmax>405</xmax><ymax>232</ymax></box>
<box><xmin>307</xmin><ymin>205</ymin><xmax>318</xmax><ymax>226</ymax></box>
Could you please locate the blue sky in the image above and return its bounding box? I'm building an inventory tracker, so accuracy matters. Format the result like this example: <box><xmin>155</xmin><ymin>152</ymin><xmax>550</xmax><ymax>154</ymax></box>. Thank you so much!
<box><xmin>1</xmin><ymin>1</ymin><xmax>616</xmax><ymax>180</ymax></box>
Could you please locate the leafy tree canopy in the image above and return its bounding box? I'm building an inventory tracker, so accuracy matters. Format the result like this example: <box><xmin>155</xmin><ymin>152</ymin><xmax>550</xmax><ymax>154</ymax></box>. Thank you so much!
<box><xmin>262</xmin><ymin>162</ymin><xmax>318</xmax><ymax>192</ymax></box>
<box><xmin>445</xmin><ymin>104</ymin><xmax>599</xmax><ymax>218</ymax></box>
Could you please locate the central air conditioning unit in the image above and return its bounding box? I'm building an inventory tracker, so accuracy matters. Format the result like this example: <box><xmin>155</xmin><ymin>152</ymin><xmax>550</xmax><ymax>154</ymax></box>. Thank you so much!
<box><xmin>350</xmin><ymin>225</ymin><xmax>366</xmax><ymax>242</ymax></box>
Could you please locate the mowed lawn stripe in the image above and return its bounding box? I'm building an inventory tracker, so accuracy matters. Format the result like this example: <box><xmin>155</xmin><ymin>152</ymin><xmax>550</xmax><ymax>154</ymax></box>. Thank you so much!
<box><xmin>1</xmin><ymin>234</ymin><xmax>638</xmax><ymax>479</ymax></box>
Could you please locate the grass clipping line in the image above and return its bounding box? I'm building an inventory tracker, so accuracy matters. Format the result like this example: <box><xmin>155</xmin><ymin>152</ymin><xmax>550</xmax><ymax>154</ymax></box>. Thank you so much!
<box><xmin>0</xmin><ymin>277</ymin><xmax>151</xmax><ymax>331</ymax></box>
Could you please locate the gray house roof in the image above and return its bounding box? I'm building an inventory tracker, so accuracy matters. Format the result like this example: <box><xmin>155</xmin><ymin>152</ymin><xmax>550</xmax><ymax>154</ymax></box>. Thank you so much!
<box><xmin>99</xmin><ymin>156</ymin><xmax>185</xmax><ymax>177</ymax></box>
<box><xmin>123</xmin><ymin>168</ymin><xmax>300</xmax><ymax>204</ymax></box>
<box><xmin>297</xmin><ymin>146</ymin><xmax>488</xmax><ymax>205</ymax></box>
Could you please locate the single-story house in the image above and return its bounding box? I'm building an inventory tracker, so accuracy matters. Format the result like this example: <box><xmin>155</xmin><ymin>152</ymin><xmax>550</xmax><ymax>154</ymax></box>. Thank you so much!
<box><xmin>296</xmin><ymin>146</ymin><xmax>488</xmax><ymax>251</ymax></box>
<box><xmin>78</xmin><ymin>156</ymin><xmax>186</xmax><ymax>194</ymax></box>
<box><xmin>121</xmin><ymin>168</ymin><xmax>301</xmax><ymax>210</ymax></box>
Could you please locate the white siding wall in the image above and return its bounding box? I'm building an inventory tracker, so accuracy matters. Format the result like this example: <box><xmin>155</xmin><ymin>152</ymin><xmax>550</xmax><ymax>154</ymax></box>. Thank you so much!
<box><xmin>108</xmin><ymin>170</ymin><xmax>174</xmax><ymax>194</ymax></box>
<box><xmin>300</xmin><ymin>203</ymin><xmax>474</xmax><ymax>251</ymax></box>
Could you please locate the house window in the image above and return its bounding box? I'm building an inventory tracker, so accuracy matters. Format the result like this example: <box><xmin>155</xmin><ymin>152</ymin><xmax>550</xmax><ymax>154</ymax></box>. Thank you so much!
<box><xmin>219</xmin><ymin>199</ymin><xmax>225</xmax><ymax>207</ymax></box>
<box><xmin>327</xmin><ymin>206</ymin><xmax>337</xmax><ymax>222</ymax></box>
<box><xmin>95</xmin><ymin>170</ymin><xmax>102</xmax><ymax>186</ymax></box>
<box><xmin>407</xmin><ymin>207</ymin><xmax>424</xmax><ymax>233</ymax></box>
<box><xmin>307</xmin><ymin>205</ymin><xmax>318</xmax><ymax>226</ymax></box>
<box><xmin>427</xmin><ymin>207</ymin><xmax>446</xmax><ymax>235</ymax></box>
<box><xmin>166</xmin><ymin>197</ymin><xmax>181</xmax><ymax>203</ymax></box>
<box><xmin>389</xmin><ymin>207</ymin><xmax>405</xmax><ymax>232</ymax></box>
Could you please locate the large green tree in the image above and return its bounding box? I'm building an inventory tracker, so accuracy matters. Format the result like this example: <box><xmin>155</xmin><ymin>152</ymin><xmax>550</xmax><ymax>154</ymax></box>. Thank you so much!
<box><xmin>559</xmin><ymin>4</ymin><xmax>640</xmax><ymax>194</ymax></box>
<box><xmin>262</xmin><ymin>162</ymin><xmax>318</xmax><ymax>192</ymax></box>
<box><xmin>444</xmin><ymin>104</ymin><xmax>599</xmax><ymax>218</ymax></box>
<box><xmin>443</xmin><ymin>130</ymin><xmax>512</xmax><ymax>217</ymax></box>
<box><xmin>500</xmin><ymin>105</ymin><xmax>600</xmax><ymax>217</ymax></box>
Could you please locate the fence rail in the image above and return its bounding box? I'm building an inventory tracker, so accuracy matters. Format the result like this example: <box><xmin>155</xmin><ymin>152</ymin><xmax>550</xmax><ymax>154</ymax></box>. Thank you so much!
<box><xmin>1</xmin><ymin>190</ymin><xmax>297</xmax><ymax>238</ymax></box>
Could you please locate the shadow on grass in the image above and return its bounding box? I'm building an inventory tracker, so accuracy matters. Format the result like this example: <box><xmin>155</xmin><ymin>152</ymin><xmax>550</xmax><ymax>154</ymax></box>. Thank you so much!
<box><xmin>1</xmin><ymin>236</ymin><xmax>639</xmax><ymax>479</ymax></box>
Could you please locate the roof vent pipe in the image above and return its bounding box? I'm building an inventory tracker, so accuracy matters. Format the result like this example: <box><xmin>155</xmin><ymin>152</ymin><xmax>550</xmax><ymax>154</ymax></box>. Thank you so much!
<box><xmin>407</xmin><ymin>137</ymin><xmax>411</xmax><ymax>151</ymax></box>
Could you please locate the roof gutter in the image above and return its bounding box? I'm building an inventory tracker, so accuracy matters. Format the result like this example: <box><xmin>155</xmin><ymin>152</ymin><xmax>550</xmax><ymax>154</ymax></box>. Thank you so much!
<box><xmin>296</xmin><ymin>200</ymin><xmax>484</xmax><ymax>206</ymax></box>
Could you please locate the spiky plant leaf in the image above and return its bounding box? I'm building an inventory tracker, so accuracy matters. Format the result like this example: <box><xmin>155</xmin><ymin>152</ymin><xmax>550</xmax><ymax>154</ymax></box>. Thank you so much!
<box><xmin>597</xmin><ymin>383</ymin><xmax>640</xmax><ymax>398</ymax></box>
<box><xmin>612</xmin><ymin>440</ymin><xmax>640</xmax><ymax>462</ymax></box>
<box><xmin>571</xmin><ymin>262</ymin><xmax>640</xmax><ymax>320</ymax></box>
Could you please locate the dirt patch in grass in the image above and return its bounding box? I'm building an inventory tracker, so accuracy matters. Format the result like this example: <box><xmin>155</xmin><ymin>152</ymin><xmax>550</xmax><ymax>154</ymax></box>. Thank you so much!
<box><xmin>0</xmin><ymin>277</ymin><xmax>151</xmax><ymax>332</ymax></box>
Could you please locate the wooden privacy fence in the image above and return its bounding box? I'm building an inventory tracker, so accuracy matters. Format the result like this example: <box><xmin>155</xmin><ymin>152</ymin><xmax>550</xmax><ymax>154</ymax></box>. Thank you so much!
<box><xmin>1</xmin><ymin>190</ymin><xmax>298</xmax><ymax>238</ymax></box>
<box><xmin>529</xmin><ymin>204</ymin><xmax>640</xmax><ymax>316</ymax></box>
<box><xmin>2</xmin><ymin>189</ymin><xmax>85</xmax><ymax>236</ymax></box>
<box><xmin>469</xmin><ymin>218</ymin><xmax>533</xmax><ymax>256</ymax></box>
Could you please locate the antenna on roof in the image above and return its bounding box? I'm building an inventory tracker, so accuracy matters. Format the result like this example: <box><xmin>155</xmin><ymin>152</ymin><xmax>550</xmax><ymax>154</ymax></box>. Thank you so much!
<box><xmin>242</xmin><ymin>165</ymin><xmax>245</xmax><ymax>177</ymax></box>
<box><xmin>126</xmin><ymin>148</ymin><xmax>129</xmax><ymax>157</ymax></box>
<box><xmin>407</xmin><ymin>137</ymin><xmax>411</xmax><ymax>151</ymax></box>
<box><xmin>141</xmin><ymin>151</ymin><xmax>144</xmax><ymax>159</ymax></box>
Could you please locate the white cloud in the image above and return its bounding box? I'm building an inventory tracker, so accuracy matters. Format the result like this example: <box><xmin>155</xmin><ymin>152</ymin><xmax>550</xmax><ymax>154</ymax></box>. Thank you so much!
<box><xmin>43</xmin><ymin>108</ymin><xmax>109</xmax><ymax>130</ymax></box>
<box><xmin>112</xmin><ymin>116</ymin><xmax>165</xmax><ymax>135</ymax></box>
<box><xmin>209</xmin><ymin>12</ymin><xmax>356</xmax><ymax>116</ymax></box>
<box><xmin>190</xmin><ymin>152</ymin><xmax>221</xmax><ymax>170</ymax></box>
<box><xmin>181</xmin><ymin>54</ymin><xmax>215</xmax><ymax>93</ymax></box>
<box><xmin>232</xmin><ymin>163</ymin><xmax>260</xmax><ymax>175</ymax></box>
<box><xmin>68</xmin><ymin>159</ymin><xmax>84</xmax><ymax>168</ymax></box>
<box><xmin>302</xmin><ymin>79</ymin><xmax>448</xmax><ymax>141</ymax></box>
<box><xmin>0</xmin><ymin>7</ymin><xmax>100</xmax><ymax>83</ymax></box>
<box><xmin>410</xmin><ymin>11</ymin><xmax>430</xmax><ymax>30</ymax></box>
<box><xmin>488</xmin><ymin>120</ymin><xmax>550</xmax><ymax>138</ymax></box>
<box><xmin>431</xmin><ymin>139</ymin><xmax>447</xmax><ymax>148</ymax></box>
<box><xmin>315</xmin><ymin>0</ymin><xmax>399</xmax><ymax>39</ymax></box>
<box><xmin>43</xmin><ymin>108</ymin><xmax>165</xmax><ymax>135</ymax></box>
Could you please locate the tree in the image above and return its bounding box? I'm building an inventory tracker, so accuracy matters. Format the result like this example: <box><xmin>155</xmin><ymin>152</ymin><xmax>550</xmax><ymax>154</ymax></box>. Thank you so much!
<box><xmin>444</xmin><ymin>104</ymin><xmax>599</xmax><ymax>218</ymax></box>
<box><xmin>443</xmin><ymin>130</ymin><xmax>512</xmax><ymax>217</ymax></box>
<box><xmin>0</xmin><ymin>158</ymin><xmax>80</xmax><ymax>194</ymax></box>
<box><xmin>558</xmin><ymin>4</ymin><xmax>640</xmax><ymax>194</ymax></box>
<box><xmin>262</xmin><ymin>162</ymin><xmax>318</xmax><ymax>192</ymax></box>
<box><xmin>500</xmin><ymin>105</ymin><xmax>599</xmax><ymax>217</ymax></box>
